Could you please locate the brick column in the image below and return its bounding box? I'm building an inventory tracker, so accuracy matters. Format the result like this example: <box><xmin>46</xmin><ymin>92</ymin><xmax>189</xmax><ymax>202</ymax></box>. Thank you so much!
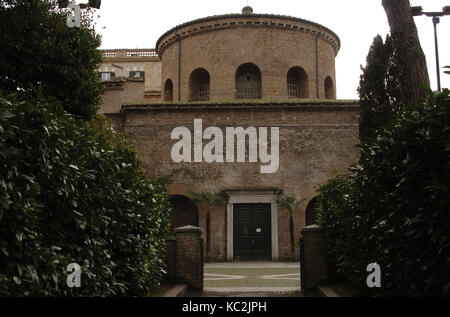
<box><xmin>301</xmin><ymin>224</ymin><xmax>328</xmax><ymax>291</ymax></box>
<box><xmin>174</xmin><ymin>225</ymin><xmax>204</xmax><ymax>291</ymax></box>
<box><xmin>165</xmin><ymin>235</ymin><xmax>177</xmax><ymax>281</ymax></box>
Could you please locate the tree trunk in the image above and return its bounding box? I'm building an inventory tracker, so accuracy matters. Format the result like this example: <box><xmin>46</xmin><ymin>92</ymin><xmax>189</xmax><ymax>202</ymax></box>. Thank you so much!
<box><xmin>382</xmin><ymin>0</ymin><xmax>430</xmax><ymax>105</ymax></box>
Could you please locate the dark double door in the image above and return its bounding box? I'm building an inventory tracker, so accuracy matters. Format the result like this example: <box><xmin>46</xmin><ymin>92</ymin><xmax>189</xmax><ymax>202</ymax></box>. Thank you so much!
<box><xmin>233</xmin><ymin>203</ymin><xmax>272</xmax><ymax>261</ymax></box>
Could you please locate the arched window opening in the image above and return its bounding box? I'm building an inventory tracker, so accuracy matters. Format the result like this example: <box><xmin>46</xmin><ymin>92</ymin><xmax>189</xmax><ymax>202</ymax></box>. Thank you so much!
<box><xmin>325</xmin><ymin>76</ymin><xmax>334</xmax><ymax>99</ymax></box>
<box><xmin>287</xmin><ymin>67</ymin><xmax>308</xmax><ymax>99</ymax></box>
<box><xmin>169</xmin><ymin>195</ymin><xmax>199</xmax><ymax>233</ymax></box>
<box><xmin>235</xmin><ymin>63</ymin><xmax>262</xmax><ymax>99</ymax></box>
<box><xmin>189</xmin><ymin>68</ymin><xmax>210</xmax><ymax>101</ymax></box>
<box><xmin>305</xmin><ymin>197</ymin><xmax>318</xmax><ymax>226</ymax></box>
<box><xmin>164</xmin><ymin>79</ymin><xmax>173</xmax><ymax>102</ymax></box>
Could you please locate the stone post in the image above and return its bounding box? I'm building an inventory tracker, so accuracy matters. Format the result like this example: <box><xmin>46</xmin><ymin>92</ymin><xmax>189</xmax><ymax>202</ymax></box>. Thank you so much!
<box><xmin>165</xmin><ymin>236</ymin><xmax>177</xmax><ymax>281</ymax></box>
<box><xmin>174</xmin><ymin>225</ymin><xmax>204</xmax><ymax>291</ymax></box>
<box><xmin>301</xmin><ymin>224</ymin><xmax>328</xmax><ymax>291</ymax></box>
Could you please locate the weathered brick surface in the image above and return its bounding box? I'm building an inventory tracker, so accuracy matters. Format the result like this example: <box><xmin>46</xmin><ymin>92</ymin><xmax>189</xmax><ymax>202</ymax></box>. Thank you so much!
<box><xmin>157</xmin><ymin>15</ymin><xmax>339</xmax><ymax>102</ymax></box>
<box><xmin>174</xmin><ymin>226</ymin><xmax>204</xmax><ymax>290</ymax></box>
<box><xmin>301</xmin><ymin>225</ymin><xmax>328</xmax><ymax>290</ymax></box>
<box><xmin>107</xmin><ymin>101</ymin><xmax>360</xmax><ymax>261</ymax></box>
<box><xmin>99</xmin><ymin>81</ymin><xmax>145</xmax><ymax>114</ymax></box>
<box><xmin>99</xmin><ymin>10</ymin><xmax>357</xmax><ymax>263</ymax></box>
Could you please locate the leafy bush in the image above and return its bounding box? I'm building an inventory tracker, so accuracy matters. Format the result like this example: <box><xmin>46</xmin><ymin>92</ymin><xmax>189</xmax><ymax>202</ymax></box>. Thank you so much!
<box><xmin>317</xmin><ymin>89</ymin><xmax>450</xmax><ymax>296</ymax></box>
<box><xmin>0</xmin><ymin>92</ymin><xmax>172</xmax><ymax>296</ymax></box>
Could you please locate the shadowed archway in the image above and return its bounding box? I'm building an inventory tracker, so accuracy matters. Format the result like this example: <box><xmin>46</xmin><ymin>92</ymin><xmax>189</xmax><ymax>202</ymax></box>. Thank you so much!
<box><xmin>235</xmin><ymin>63</ymin><xmax>262</xmax><ymax>99</ymax></box>
<box><xmin>169</xmin><ymin>195</ymin><xmax>199</xmax><ymax>232</ymax></box>
<box><xmin>305</xmin><ymin>197</ymin><xmax>318</xmax><ymax>226</ymax></box>
<box><xmin>324</xmin><ymin>76</ymin><xmax>334</xmax><ymax>99</ymax></box>
<box><xmin>164</xmin><ymin>78</ymin><xmax>173</xmax><ymax>102</ymax></box>
<box><xmin>189</xmin><ymin>68</ymin><xmax>210</xmax><ymax>101</ymax></box>
<box><xmin>287</xmin><ymin>66</ymin><xmax>309</xmax><ymax>99</ymax></box>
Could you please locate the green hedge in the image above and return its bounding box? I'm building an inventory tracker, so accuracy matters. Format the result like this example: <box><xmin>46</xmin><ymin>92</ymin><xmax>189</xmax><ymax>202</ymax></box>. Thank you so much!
<box><xmin>317</xmin><ymin>89</ymin><xmax>450</xmax><ymax>296</ymax></box>
<box><xmin>0</xmin><ymin>92</ymin><xmax>171</xmax><ymax>296</ymax></box>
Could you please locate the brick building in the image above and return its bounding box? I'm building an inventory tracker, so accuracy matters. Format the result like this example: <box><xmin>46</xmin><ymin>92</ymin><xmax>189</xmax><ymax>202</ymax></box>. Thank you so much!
<box><xmin>99</xmin><ymin>7</ymin><xmax>360</xmax><ymax>261</ymax></box>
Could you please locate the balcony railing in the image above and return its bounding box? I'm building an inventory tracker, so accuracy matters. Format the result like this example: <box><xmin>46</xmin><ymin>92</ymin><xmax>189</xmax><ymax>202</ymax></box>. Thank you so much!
<box><xmin>126</xmin><ymin>50</ymin><xmax>158</xmax><ymax>57</ymax></box>
<box><xmin>101</xmin><ymin>49</ymin><xmax>159</xmax><ymax>59</ymax></box>
<box><xmin>102</xmin><ymin>51</ymin><xmax>117</xmax><ymax>58</ymax></box>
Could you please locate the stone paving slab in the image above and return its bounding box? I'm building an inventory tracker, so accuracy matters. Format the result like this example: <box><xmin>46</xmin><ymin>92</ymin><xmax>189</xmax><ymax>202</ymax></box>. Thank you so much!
<box><xmin>202</xmin><ymin>262</ymin><xmax>301</xmax><ymax>296</ymax></box>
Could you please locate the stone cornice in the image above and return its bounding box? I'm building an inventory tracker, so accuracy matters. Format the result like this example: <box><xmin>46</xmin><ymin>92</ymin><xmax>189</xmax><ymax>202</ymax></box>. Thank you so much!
<box><xmin>121</xmin><ymin>100</ymin><xmax>359</xmax><ymax>112</ymax></box>
<box><xmin>156</xmin><ymin>13</ymin><xmax>341</xmax><ymax>57</ymax></box>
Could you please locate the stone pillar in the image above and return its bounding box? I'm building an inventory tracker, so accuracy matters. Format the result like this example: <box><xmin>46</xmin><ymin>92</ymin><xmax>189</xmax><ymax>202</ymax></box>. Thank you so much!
<box><xmin>301</xmin><ymin>225</ymin><xmax>328</xmax><ymax>291</ymax></box>
<box><xmin>165</xmin><ymin>236</ymin><xmax>177</xmax><ymax>281</ymax></box>
<box><xmin>174</xmin><ymin>225</ymin><xmax>204</xmax><ymax>291</ymax></box>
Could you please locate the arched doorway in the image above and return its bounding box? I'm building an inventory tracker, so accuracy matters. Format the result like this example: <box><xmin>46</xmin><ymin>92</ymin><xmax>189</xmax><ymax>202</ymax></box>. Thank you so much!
<box><xmin>169</xmin><ymin>195</ymin><xmax>199</xmax><ymax>232</ymax></box>
<box><xmin>287</xmin><ymin>67</ymin><xmax>309</xmax><ymax>98</ymax></box>
<box><xmin>305</xmin><ymin>197</ymin><xmax>318</xmax><ymax>226</ymax></box>
<box><xmin>189</xmin><ymin>68</ymin><xmax>210</xmax><ymax>101</ymax></box>
<box><xmin>235</xmin><ymin>63</ymin><xmax>262</xmax><ymax>99</ymax></box>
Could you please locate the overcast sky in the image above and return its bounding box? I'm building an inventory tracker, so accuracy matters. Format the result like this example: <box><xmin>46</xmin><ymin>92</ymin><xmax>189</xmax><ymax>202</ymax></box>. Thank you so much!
<box><xmin>92</xmin><ymin>0</ymin><xmax>450</xmax><ymax>99</ymax></box>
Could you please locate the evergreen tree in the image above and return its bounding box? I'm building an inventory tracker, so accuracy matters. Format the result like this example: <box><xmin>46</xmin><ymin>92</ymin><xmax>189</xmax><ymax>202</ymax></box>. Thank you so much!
<box><xmin>358</xmin><ymin>34</ymin><xmax>406</xmax><ymax>140</ymax></box>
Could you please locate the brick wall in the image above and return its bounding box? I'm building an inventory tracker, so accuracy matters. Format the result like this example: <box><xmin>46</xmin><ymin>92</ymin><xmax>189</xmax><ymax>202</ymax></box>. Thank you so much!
<box><xmin>300</xmin><ymin>225</ymin><xmax>328</xmax><ymax>290</ymax></box>
<box><xmin>106</xmin><ymin>100</ymin><xmax>360</xmax><ymax>261</ymax></box>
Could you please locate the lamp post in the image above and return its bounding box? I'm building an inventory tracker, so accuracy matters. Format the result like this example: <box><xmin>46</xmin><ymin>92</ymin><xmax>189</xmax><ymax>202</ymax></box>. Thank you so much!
<box><xmin>412</xmin><ymin>6</ymin><xmax>450</xmax><ymax>92</ymax></box>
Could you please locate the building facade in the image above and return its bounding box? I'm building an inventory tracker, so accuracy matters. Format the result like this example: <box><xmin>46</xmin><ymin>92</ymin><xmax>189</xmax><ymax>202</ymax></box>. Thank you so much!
<box><xmin>99</xmin><ymin>7</ymin><xmax>360</xmax><ymax>261</ymax></box>
<box><xmin>98</xmin><ymin>49</ymin><xmax>162</xmax><ymax>113</ymax></box>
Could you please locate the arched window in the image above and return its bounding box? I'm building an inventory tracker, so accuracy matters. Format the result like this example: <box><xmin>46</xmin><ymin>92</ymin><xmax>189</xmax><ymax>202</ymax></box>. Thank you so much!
<box><xmin>287</xmin><ymin>67</ymin><xmax>308</xmax><ymax>99</ymax></box>
<box><xmin>169</xmin><ymin>195</ymin><xmax>199</xmax><ymax>232</ymax></box>
<box><xmin>325</xmin><ymin>76</ymin><xmax>334</xmax><ymax>99</ymax></box>
<box><xmin>164</xmin><ymin>79</ymin><xmax>173</xmax><ymax>102</ymax></box>
<box><xmin>189</xmin><ymin>68</ymin><xmax>210</xmax><ymax>101</ymax></box>
<box><xmin>305</xmin><ymin>197</ymin><xmax>318</xmax><ymax>226</ymax></box>
<box><xmin>235</xmin><ymin>63</ymin><xmax>262</xmax><ymax>99</ymax></box>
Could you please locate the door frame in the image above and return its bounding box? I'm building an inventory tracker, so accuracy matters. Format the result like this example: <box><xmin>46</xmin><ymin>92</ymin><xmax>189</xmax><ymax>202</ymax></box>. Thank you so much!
<box><xmin>226</xmin><ymin>195</ymin><xmax>278</xmax><ymax>261</ymax></box>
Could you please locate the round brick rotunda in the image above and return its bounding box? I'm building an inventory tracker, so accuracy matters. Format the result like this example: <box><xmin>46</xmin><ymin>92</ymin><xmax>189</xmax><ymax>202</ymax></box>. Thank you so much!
<box><xmin>156</xmin><ymin>7</ymin><xmax>340</xmax><ymax>102</ymax></box>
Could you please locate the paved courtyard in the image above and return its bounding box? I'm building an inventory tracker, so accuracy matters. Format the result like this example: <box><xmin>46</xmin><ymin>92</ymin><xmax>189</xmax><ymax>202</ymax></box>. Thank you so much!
<box><xmin>194</xmin><ymin>262</ymin><xmax>302</xmax><ymax>297</ymax></box>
